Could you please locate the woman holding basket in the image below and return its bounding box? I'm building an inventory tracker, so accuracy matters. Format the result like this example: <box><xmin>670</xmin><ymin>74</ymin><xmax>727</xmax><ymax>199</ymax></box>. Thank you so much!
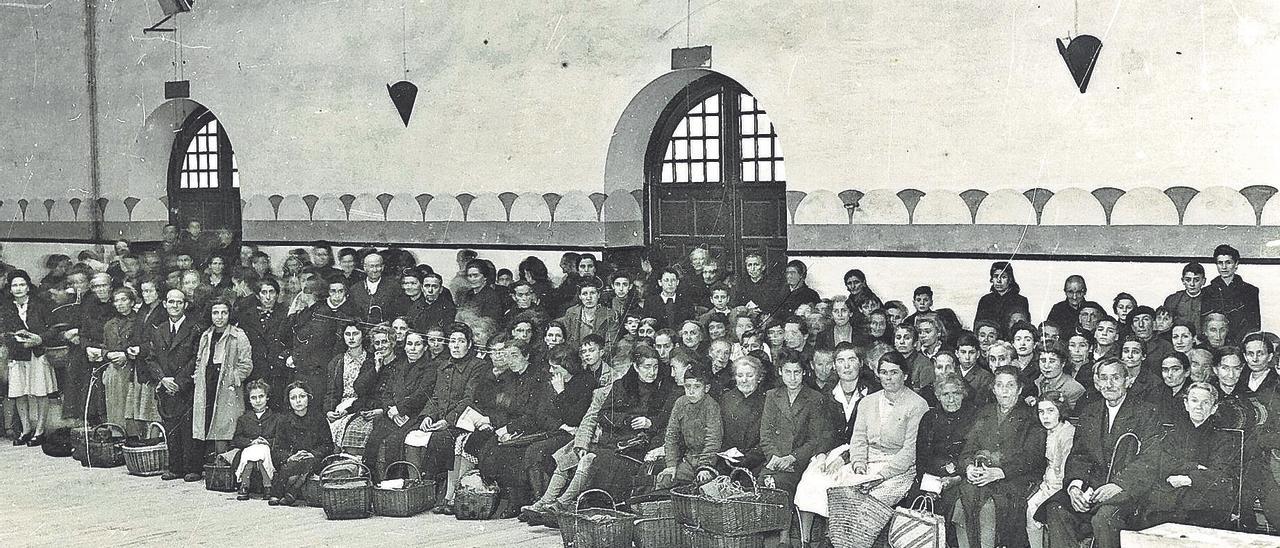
<box><xmin>794</xmin><ymin>351</ymin><xmax>929</xmax><ymax>545</ymax></box>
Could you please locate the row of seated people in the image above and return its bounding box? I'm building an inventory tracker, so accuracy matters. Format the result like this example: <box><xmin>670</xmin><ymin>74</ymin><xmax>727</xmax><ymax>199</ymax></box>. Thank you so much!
<box><xmin>0</xmin><ymin>239</ymin><xmax>1274</xmax><ymax>547</ymax></box>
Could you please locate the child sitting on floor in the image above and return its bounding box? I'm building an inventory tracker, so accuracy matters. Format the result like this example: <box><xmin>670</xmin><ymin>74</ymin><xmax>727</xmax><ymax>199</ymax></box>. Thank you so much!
<box><xmin>229</xmin><ymin>380</ymin><xmax>281</xmax><ymax>500</ymax></box>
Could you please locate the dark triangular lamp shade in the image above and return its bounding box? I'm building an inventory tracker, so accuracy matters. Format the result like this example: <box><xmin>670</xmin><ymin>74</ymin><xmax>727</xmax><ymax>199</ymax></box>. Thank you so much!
<box><xmin>1056</xmin><ymin>35</ymin><xmax>1102</xmax><ymax>93</ymax></box>
<box><xmin>387</xmin><ymin>81</ymin><xmax>418</xmax><ymax>126</ymax></box>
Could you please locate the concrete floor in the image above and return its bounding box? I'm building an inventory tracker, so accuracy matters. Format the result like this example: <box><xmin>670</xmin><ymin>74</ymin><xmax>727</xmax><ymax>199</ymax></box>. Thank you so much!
<box><xmin>0</xmin><ymin>443</ymin><xmax>564</xmax><ymax>547</ymax></box>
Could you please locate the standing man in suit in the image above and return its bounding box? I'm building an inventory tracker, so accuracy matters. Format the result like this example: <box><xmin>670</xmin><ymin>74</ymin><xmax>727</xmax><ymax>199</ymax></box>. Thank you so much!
<box><xmin>1041</xmin><ymin>359</ymin><xmax>1161</xmax><ymax>548</ymax></box>
<box><xmin>348</xmin><ymin>252</ymin><xmax>398</xmax><ymax>324</ymax></box>
<box><xmin>140</xmin><ymin>289</ymin><xmax>203</xmax><ymax>481</ymax></box>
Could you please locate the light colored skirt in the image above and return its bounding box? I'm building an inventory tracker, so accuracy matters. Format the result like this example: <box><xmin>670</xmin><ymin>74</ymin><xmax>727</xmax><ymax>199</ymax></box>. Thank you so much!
<box><xmin>795</xmin><ymin>454</ymin><xmax>914</xmax><ymax>517</ymax></box>
<box><xmin>7</xmin><ymin>355</ymin><xmax>57</xmax><ymax>398</ymax></box>
<box><xmin>102</xmin><ymin>364</ymin><xmax>132</xmax><ymax>426</ymax></box>
<box><xmin>125</xmin><ymin>378</ymin><xmax>161</xmax><ymax>423</ymax></box>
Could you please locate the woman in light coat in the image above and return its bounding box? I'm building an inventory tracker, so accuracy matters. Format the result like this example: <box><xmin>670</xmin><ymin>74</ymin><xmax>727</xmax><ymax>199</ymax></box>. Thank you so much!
<box><xmin>193</xmin><ymin>298</ymin><xmax>254</xmax><ymax>456</ymax></box>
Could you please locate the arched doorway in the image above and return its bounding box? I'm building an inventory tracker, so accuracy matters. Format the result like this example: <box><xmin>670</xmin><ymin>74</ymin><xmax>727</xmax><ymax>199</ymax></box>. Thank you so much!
<box><xmin>644</xmin><ymin>73</ymin><xmax>788</xmax><ymax>276</ymax></box>
<box><xmin>166</xmin><ymin>107</ymin><xmax>241</xmax><ymax>236</ymax></box>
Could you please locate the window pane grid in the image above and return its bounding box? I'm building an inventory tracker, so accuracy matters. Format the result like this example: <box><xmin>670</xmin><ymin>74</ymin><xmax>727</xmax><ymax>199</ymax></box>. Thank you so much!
<box><xmin>737</xmin><ymin>93</ymin><xmax>786</xmax><ymax>184</ymax></box>
<box><xmin>178</xmin><ymin>118</ymin><xmax>238</xmax><ymax>190</ymax></box>
<box><xmin>660</xmin><ymin>95</ymin><xmax>721</xmax><ymax>184</ymax></box>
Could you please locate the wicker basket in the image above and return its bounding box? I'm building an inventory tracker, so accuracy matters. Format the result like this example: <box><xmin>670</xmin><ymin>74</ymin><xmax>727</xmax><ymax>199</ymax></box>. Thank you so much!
<box><xmin>372</xmin><ymin>460</ymin><xmax>437</xmax><ymax>517</ymax></box>
<box><xmin>631</xmin><ymin>495</ymin><xmax>680</xmax><ymax>548</ymax></box>
<box><xmin>302</xmin><ymin>454</ymin><xmax>363</xmax><ymax>506</ymax></box>
<box><xmin>320</xmin><ymin>461</ymin><xmax>372</xmax><ymax>520</ymax></box>
<box><xmin>455</xmin><ymin>485</ymin><xmax>500</xmax><ymax>520</ymax></box>
<box><xmin>84</xmin><ymin>423</ymin><xmax>127</xmax><ymax>468</ymax></box>
<box><xmin>678</xmin><ymin>524</ymin><xmax>765</xmax><ymax>548</ymax></box>
<box><xmin>827</xmin><ymin>485</ymin><xmax>895</xmax><ymax>548</ymax></box>
<box><xmin>122</xmin><ymin>422</ymin><xmax>168</xmax><ymax>476</ymax></box>
<box><xmin>204</xmin><ymin>461</ymin><xmax>237</xmax><ymax>492</ymax></box>
<box><xmin>558</xmin><ymin>489</ymin><xmax>636</xmax><ymax>548</ymax></box>
<box><xmin>671</xmin><ymin>468</ymin><xmax>789</xmax><ymax>535</ymax></box>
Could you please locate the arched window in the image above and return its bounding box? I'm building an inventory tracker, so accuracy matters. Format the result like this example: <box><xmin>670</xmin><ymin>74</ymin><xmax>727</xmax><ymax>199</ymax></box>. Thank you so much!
<box><xmin>167</xmin><ymin>107</ymin><xmax>242</xmax><ymax>235</ymax></box>
<box><xmin>645</xmin><ymin>74</ymin><xmax>788</xmax><ymax>274</ymax></box>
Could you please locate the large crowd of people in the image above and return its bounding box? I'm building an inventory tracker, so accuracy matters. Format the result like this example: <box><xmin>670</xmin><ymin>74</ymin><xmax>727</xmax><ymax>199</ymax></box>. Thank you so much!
<box><xmin>0</xmin><ymin>222</ymin><xmax>1276</xmax><ymax>548</ymax></box>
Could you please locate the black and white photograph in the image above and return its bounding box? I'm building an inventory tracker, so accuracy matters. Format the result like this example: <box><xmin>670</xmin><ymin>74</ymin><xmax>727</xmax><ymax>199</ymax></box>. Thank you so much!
<box><xmin>2</xmin><ymin>1</ymin><xmax>1279</xmax><ymax>547</ymax></box>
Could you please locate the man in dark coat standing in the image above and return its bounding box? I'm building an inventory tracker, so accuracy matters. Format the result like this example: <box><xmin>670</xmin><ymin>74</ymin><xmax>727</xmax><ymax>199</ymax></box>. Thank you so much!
<box><xmin>140</xmin><ymin>288</ymin><xmax>203</xmax><ymax>481</ymax></box>
<box><xmin>1203</xmin><ymin>244</ymin><xmax>1260</xmax><ymax>344</ymax></box>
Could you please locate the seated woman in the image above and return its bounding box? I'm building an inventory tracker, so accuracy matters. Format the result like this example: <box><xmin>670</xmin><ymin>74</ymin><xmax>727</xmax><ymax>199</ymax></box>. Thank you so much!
<box><xmin>1026</xmin><ymin>392</ymin><xmax>1075</xmax><ymax>548</ymax></box>
<box><xmin>467</xmin><ymin>338</ymin><xmax>555</xmax><ymax>517</ymax></box>
<box><xmin>1034</xmin><ymin>347</ymin><xmax>1086</xmax><ymax>411</ymax></box>
<box><xmin>324</xmin><ymin>321</ymin><xmax>369</xmax><ymax>449</ymax></box>
<box><xmin>659</xmin><ymin>367</ymin><xmax>722</xmax><ymax>488</ymax></box>
<box><xmin>269</xmin><ymin>381</ymin><xmax>334</xmax><ymax>506</ymax></box>
<box><xmin>959</xmin><ymin>366</ymin><xmax>1047</xmax><ymax>548</ymax></box>
<box><xmin>518</xmin><ymin>346</ymin><xmax>596</xmax><ymax>521</ymax></box>
<box><xmin>1063</xmin><ymin>331</ymin><xmax>1097</xmax><ymax>395</ymax></box>
<box><xmin>580</xmin><ymin>344</ymin><xmax>673</xmax><ymax>500</ymax></box>
<box><xmin>761</xmin><ymin>351</ymin><xmax>831</xmax><ymax>547</ymax></box>
<box><xmin>1152</xmin><ymin>350</ymin><xmax>1192</xmax><ymax>423</ymax></box>
<box><xmin>715</xmin><ymin>356</ymin><xmax>769</xmax><ymax>474</ymax></box>
<box><xmin>362</xmin><ymin>330</ymin><xmax>435</xmax><ymax>481</ymax></box>
<box><xmin>707</xmin><ymin>338</ymin><xmax>735</xmax><ymax>396</ymax></box>
<box><xmin>413</xmin><ymin>322</ymin><xmax>485</xmax><ymax>515</ymax></box>
<box><xmin>230</xmin><ymin>380</ymin><xmax>281</xmax><ymax>501</ymax></box>
<box><xmin>914</xmin><ymin>374</ymin><xmax>978</xmax><ymax>548</ymax></box>
<box><xmin>919</xmin><ymin>350</ymin><xmax>960</xmax><ymax>408</ymax></box>
<box><xmin>795</xmin><ymin>351</ymin><xmax>927</xmax><ymax>544</ymax></box>
<box><xmin>534</xmin><ymin>344</ymin><xmax>670</xmax><ymax>514</ymax></box>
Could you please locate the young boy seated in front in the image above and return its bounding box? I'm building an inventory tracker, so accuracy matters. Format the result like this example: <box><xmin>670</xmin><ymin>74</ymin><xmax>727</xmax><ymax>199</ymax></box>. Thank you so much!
<box><xmin>658</xmin><ymin>367</ymin><xmax>723</xmax><ymax>489</ymax></box>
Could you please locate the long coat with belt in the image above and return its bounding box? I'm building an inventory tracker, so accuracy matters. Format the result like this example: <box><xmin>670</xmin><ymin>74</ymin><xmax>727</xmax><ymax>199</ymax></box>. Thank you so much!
<box><xmin>192</xmin><ymin>325</ymin><xmax>254</xmax><ymax>440</ymax></box>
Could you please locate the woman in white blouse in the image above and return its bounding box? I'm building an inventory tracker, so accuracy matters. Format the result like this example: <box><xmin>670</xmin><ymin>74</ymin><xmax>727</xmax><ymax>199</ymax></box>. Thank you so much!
<box><xmin>793</xmin><ymin>351</ymin><xmax>929</xmax><ymax>540</ymax></box>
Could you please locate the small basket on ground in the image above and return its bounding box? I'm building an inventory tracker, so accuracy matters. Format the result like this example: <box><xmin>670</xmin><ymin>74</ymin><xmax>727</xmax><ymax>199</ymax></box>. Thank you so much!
<box><xmin>671</xmin><ymin>467</ymin><xmax>789</xmax><ymax>535</ymax></box>
<box><xmin>826</xmin><ymin>485</ymin><xmax>896</xmax><ymax>548</ymax></box>
<box><xmin>122</xmin><ymin>422</ymin><xmax>168</xmax><ymax>476</ymax></box>
<box><xmin>319</xmin><ymin>460</ymin><xmax>372</xmax><ymax>520</ymax></box>
<box><xmin>630</xmin><ymin>493</ymin><xmax>680</xmax><ymax>548</ymax></box>
<box><xmin>204</xmin><ymin>459</ymin><xmax>236</xmax><ymax>492</ymax></box>
<box><xmin>302</xmin><ymin>453</ymin><xmax>362</xmax><ymax>506</ymax></box>
<box><xmin>454</xmin><ymin>484</ymin><xmax>500</xmax><ymax>520</ymax></box>
<box><xmin>84</xmin><ymin>423</ymin><xmax>127</xmax><ymax>468</ymax></box>
<box><xmin>372</xmin><ymin>460</ymin><xmax>437</xmax><ymax>517</ymax></box>
<box><xmin>558</xmin><ymin>489</ymin><xmax>636</xmax><ymax>548</ymax></box>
